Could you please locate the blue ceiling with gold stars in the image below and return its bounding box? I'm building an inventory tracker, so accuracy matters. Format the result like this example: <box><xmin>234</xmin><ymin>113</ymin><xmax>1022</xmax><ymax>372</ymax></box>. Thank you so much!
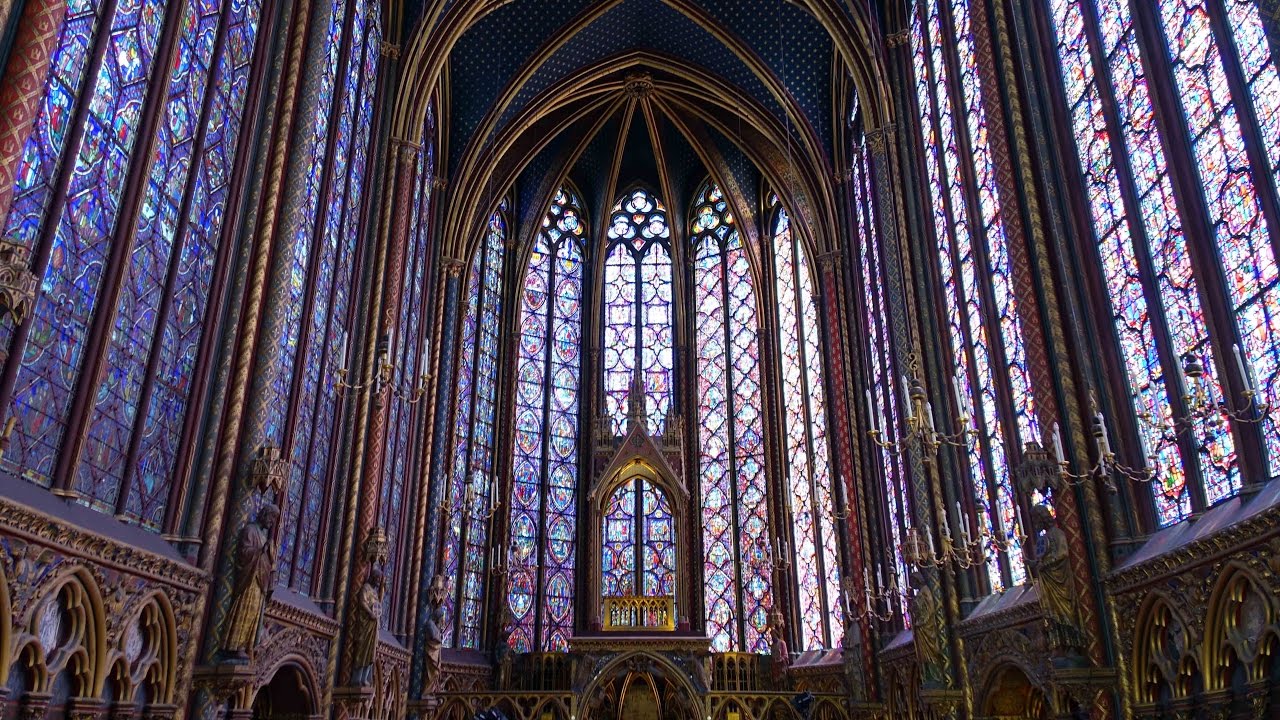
<box><xmin>444</xmin><ymin>0</ymin><xmax>838</xmax><ymax>178</ymax></box>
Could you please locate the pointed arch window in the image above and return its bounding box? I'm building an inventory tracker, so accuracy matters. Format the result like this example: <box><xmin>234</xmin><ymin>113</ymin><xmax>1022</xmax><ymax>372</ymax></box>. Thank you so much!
<box><xmin>692</xmin><ymin>182</ymin><xmax>772</xmax><ymax>653</ymax></box>
<box><xmin>910</xmin><ymin>0</ymin><xmax>1039</xmax><ymax>590</ymax></box>
<box><xmin>601</xmin><ymin>476</ymin><xmax>676</xmax><ymax>598</ymax></box>
<box><xmin>1043</xmin><ymin>0</ymin><xmax>1280</xmax><ymax>526</ymax></box>
<box><xmin>273</xmin><ymin>0</ymin><xmax>381</xmax><ymax>594</ymax></box>
<box><xmin>506</xmin><ymin>187</ymin><xmax>585</xmax><ymax>653</ymax></box>
<box><xmin>850</xmin><ymin>112</ymin><xmax>912</xmax><ymax>624</ymax></box>
<box><xmin>0</xmin><ymin>0</ymin><xmax>267</xmax><ymax>529</ymax></box>
<box><xmin>381</xmin><ymin>102</ymin><xmax>436</xmax><ymax>635</ymax></box>
<box><xmin>602</xmin><ymin>188</ymin><xmax>673</xmax><ymax>436</ymax></box>
<box><xmin>771</xmin><ymin>198</ymin><xmax>843</xmax><ymax>650</ymax></box>
<box><xmin>443</xmin><ymin>202</ymin><xmax>508</xmax><ymax>650</ymax></box>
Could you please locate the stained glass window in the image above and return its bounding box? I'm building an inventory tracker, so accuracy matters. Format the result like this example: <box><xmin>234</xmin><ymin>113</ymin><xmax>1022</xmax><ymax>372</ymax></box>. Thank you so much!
<box><xmin>601</xmin><ymin>476</ymin><xmax>675</xmax><ymax>600</ymax></box>
<box><xmin>506</xmin><ymin>187</ymin><xmax>584</xmax><ymax>653</ymax></box>
<box><xmin>851</xmin><ymin>121</ymin><xmax>911</xmax><ymax>623</ymax></box>
<box><xmin>602</xmin><ymin>188</ymin><xmax>672</xmax><ymax>436</ymax></box>
<box><xmin>772</xmin><ymin>198</ymin><xmax>843</xmax><ymax>650</ymax></box>
<box><xmin>692</xmin><ymin>182</ymin><xmax>771</xmax><ymax>653</ymax></box>
<box><xmin>1045</xmin><ymin>0</ymin><xmax>1280</xmax><ymax>526</ymax></box>
<box><xmin>443</xmin><ymin>202</ymin><xmax>507</xmax><ymax>650</ymax></box>
<box><xmin>911</xmin><ymin>0</ymin><xmax>1037</xmax><ymax>589</ymax></box>
<box><xmin>0</xmin><ymin>0</ymin><xmax>264</xmax><ymax>530</ymax></box>
<box><xmin>381</xmin><ymin>103</ymin><xmax>435</xmax><ymax>633</ymax></box>
<box><xmin>277</xmin><ymin>0</ymin><xmax>381</xmax><ymax>593</ymax></box>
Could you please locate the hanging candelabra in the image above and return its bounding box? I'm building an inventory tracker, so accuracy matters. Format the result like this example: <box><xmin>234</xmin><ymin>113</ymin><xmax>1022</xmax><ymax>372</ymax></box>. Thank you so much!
<box><xmin>867</xmin><ymin>372</ymin><xmax>978</xmax><ymax>460</ymax></box>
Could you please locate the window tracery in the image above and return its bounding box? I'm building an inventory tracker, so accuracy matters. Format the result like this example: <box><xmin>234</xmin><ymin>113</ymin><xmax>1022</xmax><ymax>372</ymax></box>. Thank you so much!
<box><xmin>693</xmin><ymin>181</ymin><xmax>772</xmax><ymax>653</ymax></box>
<box><xmin>506</xmin><ymin>187</ymin><xmax>584</xmax><ymax>653</ymax></box>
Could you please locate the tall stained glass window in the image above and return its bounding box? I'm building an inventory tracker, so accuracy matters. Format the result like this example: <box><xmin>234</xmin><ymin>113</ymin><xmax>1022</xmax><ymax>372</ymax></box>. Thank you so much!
<box><xmin>771</xmin><ymin>198</ymin><xmax>843</xmax><ymax>650</ymax></box>
<box><xmin>911</xmin><ymin>0</ymin><xmax>1039</xmax><ymax>589</ymax></box>
<box><xmin>381</xmin><ymin>103</ymin><xmax>435</xmax><ymax>634</ymax></box>
<box><xmin>0</xmin><ymin>0</ymin><xmax>264</xmax><ymax>529</ymax></box>
<box><xmin>601</xmin><ymin>476</ymin><xmax>675</xmax><ymax>600</ymax></box>
<box><xmin>602</xmin><ymin>188</ymin><xmax>673</xmax><ymax>436</ymax></box>
<box><xmin>275</xmin><ymin>0</ymin><xmax>380</xmax><ymax>595</ymax></box>
<box><xmin>851</xmin><ymin>116</ymin><xmax>911</xmax><ymax>623</ymax></box>
<box><xmin>443</xmin><ymin>202</ymin><xmax>508</xmax><ymax>649</ymax></box>
<box><xmin>692</xmin><ymin>182</ymin><xmax>771</xmax><ymax>653</ymax></box>
<box><xmin>506</xmin><ymin>187</ymin><xmax>585</xmax><ymax>653</ymax></box>
<box><xmin>1044</xmin><ymin>0</ymin><xmax>1280</xmax><ymax>526</ymax></box>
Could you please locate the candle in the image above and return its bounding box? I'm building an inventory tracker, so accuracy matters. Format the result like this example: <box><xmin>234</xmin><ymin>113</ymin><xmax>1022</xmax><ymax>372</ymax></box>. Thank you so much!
<box><xmin>1233</xmin><ymin>343</ymin><xmax>1256</xmax><ymax>393</ymax></box>
<box><xmin>940</xmin><ymin>502</ymin><xmax>951</xmax><ymax>537</ymax></box>
<box><xmin>837</xmin><ymin>476</ymin><xmax>847</xmax><ymax>506</ymax></box>
<box><xmin>865</xmin><ymin>389</ymin><xmax>877</xmax><ymax>431</ymax></box>
<box><xmin>1051</xmin><ymin>422</ymin><xmax>1065</xmax><ymax>464</ymax></box>
<box><xmin>954</xmin><ymin>501</ymin><xmax>967</xmax><ymax>541</ymax></box>
<box><xmin>953</xmin><ymin>371</ymin><xmax>966</xmax><ymax>416</ymax></box>
<box><xmin>339</xmin><ymin>335</ymin><xmax>350</xmax><ymax>369</ymax></box>
<box><xmin>876</xmin><ymin>564</ymin><xmax>884</xmax><ymax>589</ymax></box>
<box><xmin>901</xmin><ymin>375</ymin><xmax>914</xmax><ymax>420</ymax></box>
<box><xmin>1095</xmin><ymin>413</ymin><xmax>1112</xmax><ymax>456</ymax></box>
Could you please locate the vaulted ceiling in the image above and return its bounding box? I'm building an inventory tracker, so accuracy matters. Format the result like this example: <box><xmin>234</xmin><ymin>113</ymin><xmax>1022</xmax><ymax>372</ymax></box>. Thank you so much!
<box><xmin>393</xmin><ymin>0</ymin><xmax>890</xmax><ymax>260</ymax></box>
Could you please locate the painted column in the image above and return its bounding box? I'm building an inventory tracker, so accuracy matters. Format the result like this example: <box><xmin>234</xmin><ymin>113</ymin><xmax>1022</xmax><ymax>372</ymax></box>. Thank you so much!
<box><xmin>408</xmin><ymin>259</ymin><xmax>463</xmax><ymax>704</ymax></box>
<box><xmin>816</xmin><ymin>251</ymin><xmax>875</xmax><ymax>701</ymax></box>
<box><xmin>337</xmin><ymin>137</ymin><xmax>419</xmax><ymax>692</ymax></box>
<box><xmin>0</xmin><ymin>0</ymin><xmax>67</xmax><ymax>226</ymax></box>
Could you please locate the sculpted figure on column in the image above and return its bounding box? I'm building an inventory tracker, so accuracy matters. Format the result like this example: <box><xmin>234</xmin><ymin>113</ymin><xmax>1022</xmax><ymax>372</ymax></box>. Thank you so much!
<box><xmin>1029</xmin><ymin>503</ymin><xmax>1086</xmax><ymax>659</ymax></box>
<box><xmin>221</xmin><ymin>503</ymin><xmax>281</xmax><ymax>662</ymax></box>
<box><xmin>909</xmin><ymin>569</ymin><xmax>947</xmax><ymax>687</ymax></box>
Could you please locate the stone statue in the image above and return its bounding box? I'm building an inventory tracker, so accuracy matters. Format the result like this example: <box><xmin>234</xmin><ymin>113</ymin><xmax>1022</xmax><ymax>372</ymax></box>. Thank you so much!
<box><xmin>768</xmin><ymin>609</ymin><xmax>791</xmax><ymax>683</ymax></box>
<box><xmin>493</xmin><ymin>605</ymin><xmax>517</xmax><ymax>689</ymax></box>
<box><xmin>349</xmin><ymin>566</ymin><xmax>384</xmax><ymax>686</ymax></box>
<box><xmin>221</xmin><ymin>503</ymin><xmax>280</xmax><ymax>662</ymax></box>
<box><xmin>424</xmin><ymin>575</ymin><xmax>447</xmax><ymax>690</ymax></box>
<box><xmin>1029</xmin><ymin>504</ymin><xmax>1086</xmax><ymax>658</ymax></box>
<box><xmin>909</xmin><ymin>570</ymin><xmax>947</xmax><ymax>687</ymax></box>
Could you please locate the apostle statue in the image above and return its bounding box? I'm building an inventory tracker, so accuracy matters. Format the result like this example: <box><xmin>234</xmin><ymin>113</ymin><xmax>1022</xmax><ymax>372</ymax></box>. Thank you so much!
<box><xmin>909</xmin><ymin>570</ymin><xmax>947</xmax><ymax>687</ymax></box>
<box><xmin>424</xmin><ymin>575</ymin><xmax>447</xmax><ymax>691</ymax></box>
<box><xmin>1029</xmin><ymin>503</ymin><xmax>1087</xmax><ymax>658</ymax></box>
<box><xmin>221</xmin><ymin>503</ymin><xmax>281</xmax><ymax>662</ymax></box>
<box><xmin>767</xmin><ymin>608</ymin><xmax>791</xmax><ymax>684</ymax></box>
<box><xmin>349</xmin><ymin>567</ymin><xmax>384</xmax><ymax>686</ymax></box>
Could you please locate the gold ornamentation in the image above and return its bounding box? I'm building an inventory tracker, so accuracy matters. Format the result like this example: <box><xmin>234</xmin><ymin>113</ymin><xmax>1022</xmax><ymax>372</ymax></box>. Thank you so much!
<box><xmin>623</xmin><ymin>72</ymin><xmax>654</xmax><ymax>99</ymax></box>
<box><xmin>0</xmin><ymin>239</ymin><xmax>38</xmax><ymax>324</ymax></box>
<box><xmin>246</xmin><ymin>445</ymin><xmax>285</xmax><ymax>494</ymax></box>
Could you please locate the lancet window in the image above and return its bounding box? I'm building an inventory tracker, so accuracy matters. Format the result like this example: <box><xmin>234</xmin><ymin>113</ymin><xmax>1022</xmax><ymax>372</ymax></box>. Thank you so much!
<box><xmin>771</xmin><ymin>197</ymin><xmax>844</xmax><ymax>650</ymax></box>
<box><xmin>443</xmin><ymin>202</ymin><xmax>508</xmax><ymax>649</ymax></box>
<box><xmin>506</xmin><ymin>187</ymin><xmax>585</xmax><ymax>653</ymax></box>
<box><xmin>692</xmin><ymin>182</ymin><xmax>772</xmax><ymax>652</ymax></box>
<box><xmin>602</xmin><ymin>188</ymin><xmax>673</xmax><ymax>436</ymax></box>
<box><xmin>1043</xmin><ymin>0</ymin><xmax>1280</xmax><ymax>526</ymax></box>
<box><xmin>910</xmin><ymin>0</ymin><xmax>1038</xmax><ymax>590</ymax></box>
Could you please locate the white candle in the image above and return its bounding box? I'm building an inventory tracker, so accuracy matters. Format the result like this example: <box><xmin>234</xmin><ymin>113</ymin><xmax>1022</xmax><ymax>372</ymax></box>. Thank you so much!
<box><xmin>339</xmin><ymin>335</ymin><xmax>350</xmax><ymax>369</ymax></box>
<box><xmin>901</xmin><ymin>375</ymin><xmax>914</xmax><ymax>420</ymax></box>
<box><xmin>876</xmin><ymin>564</ymin><xmax>884</xmax><ymax>589</ymax></box>
<box><xmin>1233</xmin><ymin>343</ymin><xmax>1255</xmax><ymax>393</ymax></box>
<box><xmin>865</xmin><ymin>389</ymin><xmax>877</xmax><ymax>431</ymax></box>
<box><xmin>1095</xmin><ymin>413</ymin><xmax>1112</xmax><ymax>455</ymax></box>
<box><xmin>940</xmin><ymin>501</ymin><xmax>951</xmax><ymax>537</ymax></box>
<box><xmin>1051</xmin><ymin>422</ymin><xmax>1065</xmax><ymax>464</ymax></box>
<box><xmin>953</xmin><ymin>371</ymin><xmax>966</xmax><ymax>416</ymax></box>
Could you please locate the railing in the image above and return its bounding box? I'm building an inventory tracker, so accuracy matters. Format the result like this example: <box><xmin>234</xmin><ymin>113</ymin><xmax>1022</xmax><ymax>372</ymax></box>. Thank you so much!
<box><xmin>602</xmin><ymin>595</ymin><xmax>675</xmax><ymax>631</ymax></box>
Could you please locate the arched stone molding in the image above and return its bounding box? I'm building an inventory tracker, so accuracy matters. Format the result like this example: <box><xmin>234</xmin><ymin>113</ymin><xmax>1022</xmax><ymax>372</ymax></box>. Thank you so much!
<box><xmin>16</xmin><ymin>566</ymin><xmax>107</xmax><ymax>699</ymax></box>
<box><xmin>1130</xmin><ymin>593</ymin><xmax>1200</xmax><ymax>706</ymax></box>
<box><xmin>1202</xmin><ymin>562</ymin><xmax>1277</xmax><ymax>690</ymax></box>
<box><xmin>977</xmin><ymin>663</ymin><xmax>1047</xmax><ymax>720</ymax></box>
<box><xmin>574</xmin><ymin>649</ymin><xmax>703</xmax><ymax>720</ymax></box>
